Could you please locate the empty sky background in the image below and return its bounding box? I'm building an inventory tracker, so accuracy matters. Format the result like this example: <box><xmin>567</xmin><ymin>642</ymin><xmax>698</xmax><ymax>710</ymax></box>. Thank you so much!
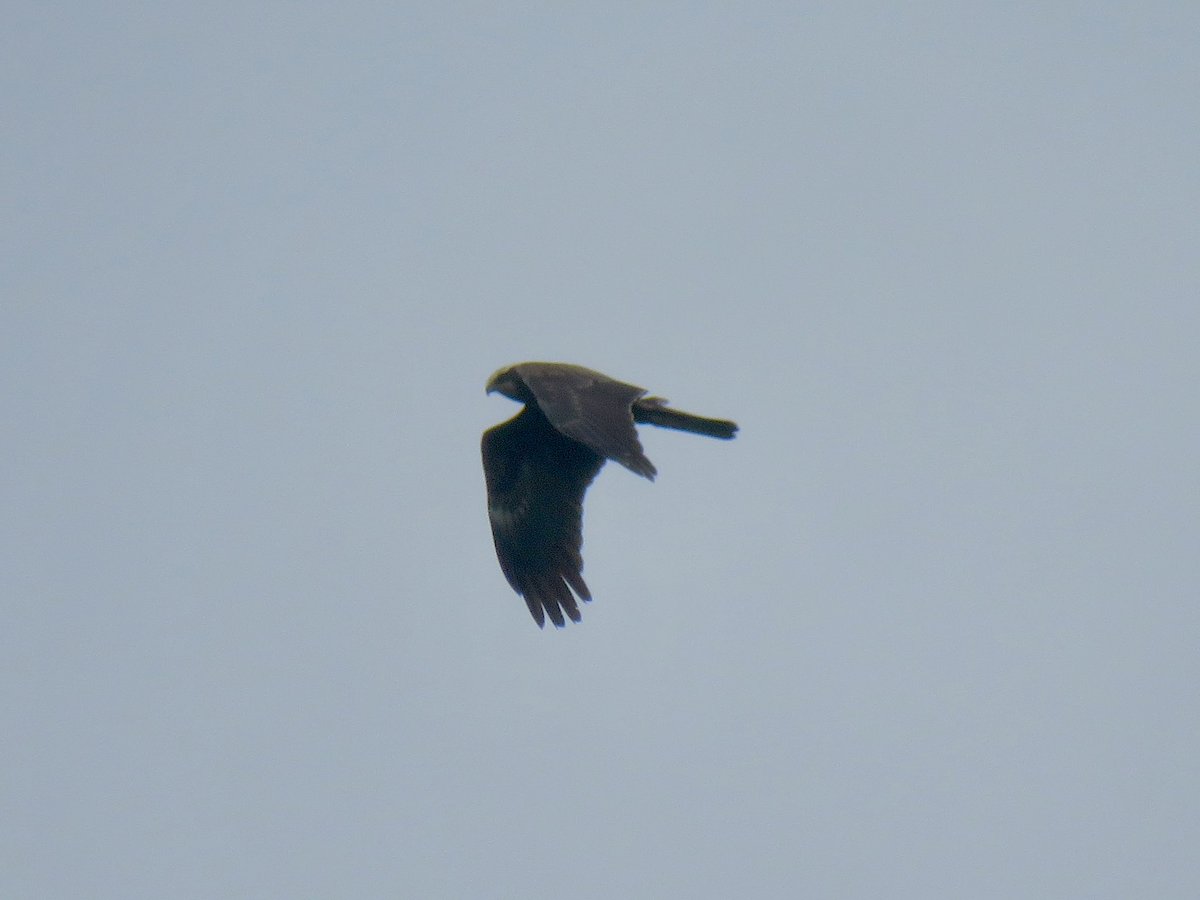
<box><xmin>4</xmin><ymin>3</ymin><xmax>1198</xmax><ymax>898</ymax></box>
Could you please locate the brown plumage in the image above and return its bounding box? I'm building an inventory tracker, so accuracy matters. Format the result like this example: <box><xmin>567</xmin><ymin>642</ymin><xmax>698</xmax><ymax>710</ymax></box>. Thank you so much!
<box><xmin>481</xmin><ymin>362</ymin><xmax>738</xmax><ymax>628</ymax></box>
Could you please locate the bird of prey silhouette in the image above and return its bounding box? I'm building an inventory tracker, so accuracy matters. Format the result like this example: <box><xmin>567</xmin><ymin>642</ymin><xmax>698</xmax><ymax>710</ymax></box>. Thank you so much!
<box><xmin>481</xmin><ymin>362</ymin><xmax>738</xmax><ymax>628</ymax></box>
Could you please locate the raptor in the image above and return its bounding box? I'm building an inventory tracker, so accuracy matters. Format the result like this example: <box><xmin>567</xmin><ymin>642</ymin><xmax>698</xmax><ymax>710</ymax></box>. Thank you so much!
<box><xmin>482</xmin><ymin>362</ymin><xmax>738</xmax><ymax>628</ymax></box>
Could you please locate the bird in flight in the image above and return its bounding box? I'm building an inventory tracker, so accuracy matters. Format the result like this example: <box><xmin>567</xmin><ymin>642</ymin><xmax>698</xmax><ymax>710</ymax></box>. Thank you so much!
<box><xmin>481</xmin><ymin>362</ymin><xmax>738</xmax><ymax>628</ymax></box>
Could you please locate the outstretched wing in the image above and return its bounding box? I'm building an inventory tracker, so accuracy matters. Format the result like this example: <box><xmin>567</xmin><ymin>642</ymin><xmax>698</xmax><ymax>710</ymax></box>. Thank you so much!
<box><xmin>481</xmin><ymin>405</ymin><xmax>606</xmax><ymax>628</ymax></box>
<box><xmin>514</xmin><ymin>362</ymin><xmax>657</xmax><ymax>480</ymax></box>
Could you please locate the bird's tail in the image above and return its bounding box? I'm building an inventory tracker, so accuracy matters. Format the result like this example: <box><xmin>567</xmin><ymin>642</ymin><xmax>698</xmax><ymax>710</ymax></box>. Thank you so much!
<box><xmin>633</xmin><ymin>397</ymin><xmax>738</xmax><ymax>439</ymax></box>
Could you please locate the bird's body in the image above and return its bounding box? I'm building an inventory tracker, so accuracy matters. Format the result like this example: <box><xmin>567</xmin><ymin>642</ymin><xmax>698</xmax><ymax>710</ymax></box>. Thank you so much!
<box><xmin>482</xmin><ymin>362</ymin><xmax>737</xmax><ymax>628</ymax></box>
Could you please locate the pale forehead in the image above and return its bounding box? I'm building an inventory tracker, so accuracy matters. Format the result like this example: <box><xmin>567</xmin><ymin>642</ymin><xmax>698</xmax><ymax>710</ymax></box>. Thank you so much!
<box><xmin>486</xmin><ymin>366</ymin><xmax>513</xmax><ymax>385</ymax></box>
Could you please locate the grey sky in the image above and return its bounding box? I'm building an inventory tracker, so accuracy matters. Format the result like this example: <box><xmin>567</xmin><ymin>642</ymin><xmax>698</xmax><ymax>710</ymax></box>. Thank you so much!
<box><xmin>4</xmin><ymin>4</ymin><xmax>1198</xmax><ymax>898</ymax></box>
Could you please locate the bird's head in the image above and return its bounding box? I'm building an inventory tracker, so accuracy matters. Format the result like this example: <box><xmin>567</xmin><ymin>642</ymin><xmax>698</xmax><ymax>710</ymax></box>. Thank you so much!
<box><xmin>485</xmin><ymin>365</ymin><xmax>533</xmax><ymax>403</ymax></box>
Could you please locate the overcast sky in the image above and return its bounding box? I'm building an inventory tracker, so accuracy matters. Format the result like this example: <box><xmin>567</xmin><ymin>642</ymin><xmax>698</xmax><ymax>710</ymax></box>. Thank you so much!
<box><xmin>4</xmin><ymin>4</ymin><xmax>1198</xmax><ymax>898</ymax></box>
